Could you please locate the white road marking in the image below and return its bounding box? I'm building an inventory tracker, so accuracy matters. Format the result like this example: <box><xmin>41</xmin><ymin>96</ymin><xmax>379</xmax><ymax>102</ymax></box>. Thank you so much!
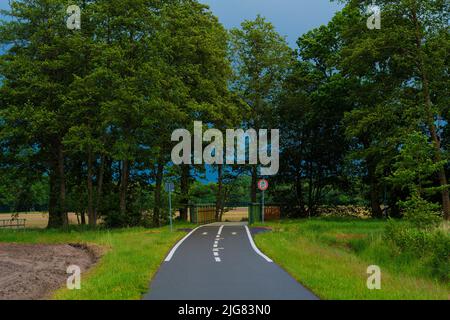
<box><xmin>232</xmin><ymin>232</ymin><xmax>237</xmax><ymax>235</ymax></box>
<box><xmin>244</xmin><ymin>226</ymin><xmax>273</xmax><ymax>263</ymax></box>
<box><xmin>212</xmin><ymin>225</ymin><xmax>225</xmax><ymax>262</ymax></box>
<box><xmin>202</xmin><ymin>232</ymin><xmax>208</xmax><ymax>235</ymax></box>
<box><xmin>164</xmin><ymin>225</ymin><xmax>204</xmax><ymax>262</ymax></box>
<box><xmin>212</xmin><ymin>248</ymin><xmax>223</xmax><ymax>252</ymax></box>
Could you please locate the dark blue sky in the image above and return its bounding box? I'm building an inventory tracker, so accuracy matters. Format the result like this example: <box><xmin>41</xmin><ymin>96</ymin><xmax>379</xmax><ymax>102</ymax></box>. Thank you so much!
<box><xmin>0</xmin><ymin>1</ymin><xmax>8</xmax><ymax>11</ymax></box>
<box><xmin>200</xmin><ymin>0</ymin><xmax>343</xmax><ymax>47</ymax></box>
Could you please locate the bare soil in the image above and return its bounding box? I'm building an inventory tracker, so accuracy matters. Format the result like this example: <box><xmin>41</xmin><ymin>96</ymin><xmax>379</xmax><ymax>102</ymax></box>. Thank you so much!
<box><xmin>0</xmin><ymin>243</ymin><xmax>98</xmax><ymax>300</ymax></box>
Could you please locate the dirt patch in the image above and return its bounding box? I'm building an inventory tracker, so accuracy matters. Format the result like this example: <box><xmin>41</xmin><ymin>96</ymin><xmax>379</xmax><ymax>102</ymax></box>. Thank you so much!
<box><xmin>335</xmin><ymin>233</ymin><xmax>367</xmax><ymax>240</ymax></box>
<box><xmin>0</xmin><ymin>243</ymin><xmax>99</xmax><ymax>300</ymax></box>
<box><xmin>143</xmin><ymin>230</ymin><xmax>162</xmax><ymax>234</ymax></box>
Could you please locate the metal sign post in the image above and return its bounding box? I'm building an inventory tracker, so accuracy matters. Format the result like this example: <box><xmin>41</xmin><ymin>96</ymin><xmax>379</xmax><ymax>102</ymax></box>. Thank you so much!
<box><xmin>165</xmin><ymin>182</ymin><xmax>175</xmax><ymax>232</ymax></box>
<box><xmin>257</xmin><ymin>179</ymin><xmax>269</xmax><ymax>224</ymax></box>
<box><xmin>262</xmin><ymin>189</ymin><xmax>265</xmax><ymax>224</ymax></box>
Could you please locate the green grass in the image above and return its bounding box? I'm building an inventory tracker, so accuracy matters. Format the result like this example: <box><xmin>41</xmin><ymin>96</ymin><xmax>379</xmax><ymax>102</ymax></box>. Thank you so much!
<box><xmin>0</xmin><ymin>224</ymin><xmax>191</xmax><ymax>300</ymax></box>
<box><xmin>254</xmin><ymin>218</ymin><xmax>449</xmax><ymax>300</ymax></box>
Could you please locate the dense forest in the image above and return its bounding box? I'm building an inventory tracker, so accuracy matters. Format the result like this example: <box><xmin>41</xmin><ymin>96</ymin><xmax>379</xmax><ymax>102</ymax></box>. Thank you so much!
<box><xmin>0</xmin><ymin>0</ymin><xmax>448</xmax><ymax>228</ymax></box>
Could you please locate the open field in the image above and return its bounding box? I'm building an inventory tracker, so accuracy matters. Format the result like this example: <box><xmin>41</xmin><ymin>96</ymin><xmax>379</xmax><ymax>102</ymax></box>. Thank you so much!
<box><xmin>222</xmin><ymin>207</ymin><xmax>248</xmax><ymax>222</ymax></box>
<box><xmin>0</xmin><ymin>208</ymin><xmax>248</xmax><ymax>229</ymax></box>
<box><xmin>0</xmin><ymin>224</ymin><xmax>191</xmax><ymax>300</ymax></box>
<box><xmin>254</xmin><ymin>218</ymin><xmax>449</xmax><ymax>300</ymax></box>
<box><xmin>0</xmin><ymin>213</ymin><xmax>81</xmax><ymax>229</ymax></box>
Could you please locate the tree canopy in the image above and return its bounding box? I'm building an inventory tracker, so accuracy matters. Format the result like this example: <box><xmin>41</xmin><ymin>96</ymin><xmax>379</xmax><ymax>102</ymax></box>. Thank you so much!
<box><xmin>0</xmin><ymin>0</ymin><xmax>448</xmax><ymax>227</ymax></box>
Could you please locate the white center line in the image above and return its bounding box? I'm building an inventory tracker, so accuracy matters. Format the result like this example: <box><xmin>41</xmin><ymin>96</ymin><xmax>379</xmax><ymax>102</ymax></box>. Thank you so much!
<box><xmin>213</xmin><ymin>225</ymin><xmax>225</xmax><ymax>263</ymax></box>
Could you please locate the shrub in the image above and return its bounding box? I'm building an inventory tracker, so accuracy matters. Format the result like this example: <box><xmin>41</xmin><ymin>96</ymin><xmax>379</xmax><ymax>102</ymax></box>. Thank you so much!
<box><xmin>385</xmin><ymin>220</ymin><xmax>449</xmax><ymax>281</ymax></box>
<box><xmin>398</xmin><ymin>195</ymin><xmax>442</xmax><ymax>230</ymax></box>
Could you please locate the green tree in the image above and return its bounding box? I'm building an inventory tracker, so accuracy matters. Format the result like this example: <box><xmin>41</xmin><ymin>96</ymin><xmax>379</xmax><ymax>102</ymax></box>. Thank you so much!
<box><xmin>338</xmin><ymin>0</ymin><xmax>450</xmax><ymax>219</ymax></box>
<box><xmin>275</xmin><ymin>20</ymin><xmax>354</xmax><ymax>216</ymax></box>
<box><xmin>0</xmin><ymin>0</ymin><xmax>91</xmax><ymax>227</ymax></box>
<box><xmin>229</xmin><ymin>15</ymin><xmax>292</xmax><ymax>202</ymax></box>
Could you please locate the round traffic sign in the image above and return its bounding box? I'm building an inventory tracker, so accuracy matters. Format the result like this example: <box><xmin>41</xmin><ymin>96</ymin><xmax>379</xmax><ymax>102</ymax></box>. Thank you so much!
<box><xmin>258</xmin><ymin>179</ymin><xmax>269</xmax><ymax>191</ymax></box>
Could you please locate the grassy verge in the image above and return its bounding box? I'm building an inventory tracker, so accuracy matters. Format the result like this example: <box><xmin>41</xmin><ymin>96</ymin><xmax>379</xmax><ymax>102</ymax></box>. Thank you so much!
<box><xmin>254</xmin><ymin>218</ymin><xmax>449</xmax><ymax>300</ymax></box>
<box><xmin>0</xmin><ymin>224</ymin><xmax>191</xmax><ymax>300</ymax></box>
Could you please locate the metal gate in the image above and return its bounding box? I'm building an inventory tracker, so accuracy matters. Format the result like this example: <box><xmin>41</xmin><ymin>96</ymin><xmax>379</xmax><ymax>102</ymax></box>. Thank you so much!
<box><xmin>189</xmin><ymin>203</ymin><xmax>281</xmax><ymax>225</ymax></box>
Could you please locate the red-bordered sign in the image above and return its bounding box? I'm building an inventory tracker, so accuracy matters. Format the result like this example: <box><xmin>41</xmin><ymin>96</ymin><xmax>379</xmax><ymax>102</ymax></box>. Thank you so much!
<box><xmin>258</xmin><ymin>179</ymin><xmax>269</xmax><ymax>191</ymax></box>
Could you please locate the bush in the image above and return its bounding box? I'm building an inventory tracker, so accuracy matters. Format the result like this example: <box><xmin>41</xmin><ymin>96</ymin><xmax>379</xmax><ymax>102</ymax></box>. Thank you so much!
<box><xmin>429</xmin><ymin>230</ymin><xmax>450</xmax><ymax>281</ymax></box>
<box><xmin>398</xmin><ymin>195</ymin><xmax>442</xmax><ymax>229</ymax></box>
<box><xmin>385</xmin><ymin>221</ymin><xmax>449</xmax><ymax>281</ymax></box>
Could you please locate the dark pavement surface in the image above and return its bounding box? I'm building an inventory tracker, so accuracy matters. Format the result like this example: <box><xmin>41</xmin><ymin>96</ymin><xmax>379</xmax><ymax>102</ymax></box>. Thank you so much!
<box><xmin>143</xmin><ymin>224</ymin><xmax>318</xmax><ymax>300</ymax></box>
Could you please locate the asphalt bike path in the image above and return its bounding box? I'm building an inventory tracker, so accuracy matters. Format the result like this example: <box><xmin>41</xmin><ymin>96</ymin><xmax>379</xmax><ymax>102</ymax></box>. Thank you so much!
<box><xmin>144</xmin><ymin>224</ymin><xmax>318</xmax><ymax>300</ymax></box>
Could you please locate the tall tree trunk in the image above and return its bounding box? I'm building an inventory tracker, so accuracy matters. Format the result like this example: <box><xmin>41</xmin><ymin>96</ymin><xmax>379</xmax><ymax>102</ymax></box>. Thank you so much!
<box><xmin>412</xmin><ymin>9</ymin><xmax>450</xmax><ymax>220</ymax></box>
<box><xmin>47</xmin><ymin>169</ymin><xmax>58</xmax><ymax>228</ymax></box>
<box><xmin>87</xmin><ymin>149</ymin><xmax>94</xmax><ymax>226</ymax></box>
<box><xmin>80</xmin><ymin>210</ymin><xmax>86</xmax><ymax>225</ymax></box>
<box><xmin>57</xmin><ymin>143</ymin><xmax>68</xmax><ymax>226</ymax></box>
<box><xmin>179</xmin><ymin>165</ymin><xmax>190</xmax><ymax>220</ymax></box>
<box><xmin>153</xmin><ymin>161</ymin><xmax>164</xmax><ymax>227</ymax></box>
<box><xmin>119</xmin><ymin>159</ymin><xmax>129</xmax><ymax>216</ymax></box>
<box><xmin>94</xmin><ymin>155</ymin><xmax>105</xmax><ymax>225</ymax></box>
<box><xmin>307</xmin><ymin>165</ymin><xmax>314</xmax><ymax>217</ymax></box>
<box><xmin>47</xmin><ymin>142</ymin><xmax>68</xmax><ymax>228</ymax></box>
<box><xmin>368</xmin><ymin>163</ymin><xmax>383</xmax><ymax>218</ymax></box>
<box><xmin>79</xmin><ymin>191</ymin><xmax>86</xmax><ymax>225</ymax></box>
<box><xmin>251</xmin><ymin>165</ymin><xmax>257</xmax><ymax>202</ymax></box>
<box><xmin>295</xmin><ymin>171</ymin><xmax>305</xmax><ymax>216</ymax></box>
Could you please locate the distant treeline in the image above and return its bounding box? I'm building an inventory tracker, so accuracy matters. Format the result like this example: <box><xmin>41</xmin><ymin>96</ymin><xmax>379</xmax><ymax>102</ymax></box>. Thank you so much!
<box><xmin>0</xmin><ymin>0</ymin><xmax>448</xmax><ymax>228</ymax></box>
